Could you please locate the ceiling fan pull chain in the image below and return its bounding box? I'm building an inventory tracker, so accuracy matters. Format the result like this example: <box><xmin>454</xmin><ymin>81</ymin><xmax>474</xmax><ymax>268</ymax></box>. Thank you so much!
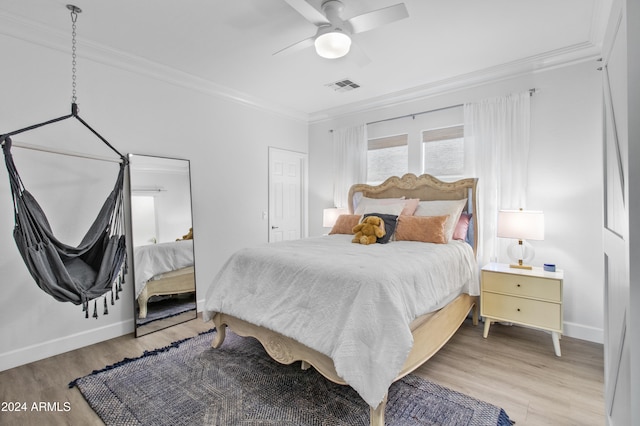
<box><xmin>67</xmin><ymin>4</ymin><xmax>82</xmax><ymax>107</ymax></box>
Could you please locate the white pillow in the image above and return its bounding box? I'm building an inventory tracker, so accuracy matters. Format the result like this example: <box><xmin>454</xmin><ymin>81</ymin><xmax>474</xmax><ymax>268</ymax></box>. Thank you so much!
<box><xmin>361</xmin><ymin>203</ymin><xmax>404</xmax><ymax>216</ymax></box>
<box><xmin>414</xmin><ymin>199</ymin><xmax>467</xmax><ymax>242</ymax></box>
<box><xmin>354</xmin><ymin>196</ymin><xmax>405</xmax><ymax>215</ymax></box>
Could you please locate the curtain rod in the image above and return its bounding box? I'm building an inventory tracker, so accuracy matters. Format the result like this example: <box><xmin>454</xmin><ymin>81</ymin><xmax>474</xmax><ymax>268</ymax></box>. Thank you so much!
<box><xmin>132</xmin><ymin>187</ymin><xmax>167</xmax><ymax>193</ymax></box>
<box><xmin>9</xmin><ymin>140</ymin><xmax>123</xmax><ymax>164</ymax></box>
<box><xmin>365</xmin><ymin>88</ymin><xmax>537</xmax><ymax>127</ymax></box>
<box><xmin>366</xmin><ymin>103</ymin><xmax>463</xmax><ymax>126</ymax></box>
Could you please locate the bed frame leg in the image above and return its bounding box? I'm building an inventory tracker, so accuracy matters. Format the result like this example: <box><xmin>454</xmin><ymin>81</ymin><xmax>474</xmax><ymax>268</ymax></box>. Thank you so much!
<box><xmin>370</xmin><ymin>394</ymin><xmax>387</xmax><ymax>426</ymax></box>
<box><xmin>472</xmin><ymin>302</ymin><xmax>479</xmax><ymax>326</ymax></box>
<box><xmin>137</xmin><ymin>290</ymin><xmax>149</xmax><ymax>319</ymax></box>
<box><xmin>300</xmin><ymin>361</ymin><xmax>311</xmax><ymax>370</ymax></box>
<box><xmin>211</xmin><ymin>314</ymin><xmax>227</xmax><ymax>348</ymax></box>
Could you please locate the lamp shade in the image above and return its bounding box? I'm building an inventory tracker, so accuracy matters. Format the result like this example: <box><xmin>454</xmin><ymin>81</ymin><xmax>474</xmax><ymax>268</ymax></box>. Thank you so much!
<box><xmin>315</xmin><ymin>30</ymin><xmax>351</xmax><ymax>59</ymax></box>
<box><xmin>323</xmin><ymin>207</ymin><xmax>348</xmax><ymax>228</ymax></box>
<box><xmin>497</xmin><ymin>210</ymin><xmax>544</xmax><ymax>241</ymax></box>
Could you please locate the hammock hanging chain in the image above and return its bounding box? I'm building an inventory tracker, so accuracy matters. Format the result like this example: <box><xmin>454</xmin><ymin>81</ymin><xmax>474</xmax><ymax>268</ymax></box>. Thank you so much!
<box><xmin>70</xmin><ymin>5</ymin><xmax>79</xmax><ymax>105</ymax></box>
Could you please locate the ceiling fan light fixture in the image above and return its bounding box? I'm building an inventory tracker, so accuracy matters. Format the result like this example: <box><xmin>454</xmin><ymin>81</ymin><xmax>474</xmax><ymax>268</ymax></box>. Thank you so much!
<box><xmin>314</xmin><ymin>30</ymin><xmax>351</xmax><ymax>59</ymax></box>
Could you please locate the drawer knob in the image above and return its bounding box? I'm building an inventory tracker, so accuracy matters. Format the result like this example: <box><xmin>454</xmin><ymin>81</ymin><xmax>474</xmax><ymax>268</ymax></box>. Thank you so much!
<box><xmin>517</xmin><ymin>308</ymin><xmax>521</xmax><ymax>312</ymax></box>
<box><xmin>516</xmin><ymin>284</ymin><xmax>521</xmax><ymax>287</ymax></box>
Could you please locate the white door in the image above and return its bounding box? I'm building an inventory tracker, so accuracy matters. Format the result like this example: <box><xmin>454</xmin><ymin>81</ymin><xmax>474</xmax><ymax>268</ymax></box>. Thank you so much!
<box><xmin>602</xmin><ymin>1</ymin><xmax>634</xmax><ymax>424</ymax></box>
<box><xmin>268</xmin><ymin>148</ymin><xmax>307</xmax><ymax>242</ymax></box>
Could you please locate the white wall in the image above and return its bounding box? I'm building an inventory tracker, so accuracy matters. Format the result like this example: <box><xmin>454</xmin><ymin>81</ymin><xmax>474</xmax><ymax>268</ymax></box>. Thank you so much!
<box><xmin>0</xmin><ymin>32</ymin><xmax>308</xmax><ymax>370</ymax></box>
<box><xmin>309</xmin><ymin>61</ymin><xmax>604</xmax><ymax>343</ymax></box>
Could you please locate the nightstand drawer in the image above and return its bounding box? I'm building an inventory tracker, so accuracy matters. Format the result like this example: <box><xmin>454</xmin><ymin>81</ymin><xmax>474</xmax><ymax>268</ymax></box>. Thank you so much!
<box><xmin>482</xmin><ymin>292</ymin><xmax>562</xmax><ymax>331</ymax></box>
<box><xmin>482</xmin><ymin>271</ymin><xmax>561</xmax><ymax>301</ymax></box>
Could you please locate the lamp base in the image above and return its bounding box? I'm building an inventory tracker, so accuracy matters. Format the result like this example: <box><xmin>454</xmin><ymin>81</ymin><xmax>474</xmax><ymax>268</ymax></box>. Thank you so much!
<box><xmin>506</xmin><ymin>240</ymin><xmax>535</xmax><ymax>270</ymax></box>
<box><xmin>509</xmin><ymin>263</ymin><xmax>533</xmax><ymax>270</ymax></box>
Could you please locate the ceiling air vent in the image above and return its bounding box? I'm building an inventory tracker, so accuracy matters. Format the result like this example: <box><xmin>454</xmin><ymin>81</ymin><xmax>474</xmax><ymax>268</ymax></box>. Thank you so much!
<box><xmin>325</xmin><ymin>78</ymin><xmax>361</xmax><ymax>93</ymax></box>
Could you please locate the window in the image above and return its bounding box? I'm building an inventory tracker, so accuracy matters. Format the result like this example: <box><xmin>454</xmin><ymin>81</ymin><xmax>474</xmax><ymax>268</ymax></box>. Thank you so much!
<box><xmin>422</xmin><ymin>125</ymin><xmax>464</xmax><ymax>177</ymax></box>
<box><xmin>367</xmin><ymin>134</ymin><xmax>408</xmax><ymax>184</ymax></box>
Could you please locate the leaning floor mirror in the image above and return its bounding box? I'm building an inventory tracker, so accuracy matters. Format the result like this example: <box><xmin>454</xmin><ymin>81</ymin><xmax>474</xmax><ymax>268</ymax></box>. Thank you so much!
<box><xmin>128</xmin><ymin>154</ymin><xmax>196</xmax><ymax>337</ymax></box>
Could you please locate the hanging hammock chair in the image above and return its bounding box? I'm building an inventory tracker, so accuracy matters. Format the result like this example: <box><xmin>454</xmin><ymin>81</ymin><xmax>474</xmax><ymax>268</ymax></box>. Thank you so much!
<box><xmin>1</xmin><ymin>136</ymin><xmax>127</xmax><ymax>318</ymax></box>
<box><xmin>1</xmin><ymin>6</ymin><xmax>128</xmax><ymax>317</ymax></box>
<box><xmin>0</xmin><ymin>103</ymin><xmax>128</xmax><ymax>318</ymax></box>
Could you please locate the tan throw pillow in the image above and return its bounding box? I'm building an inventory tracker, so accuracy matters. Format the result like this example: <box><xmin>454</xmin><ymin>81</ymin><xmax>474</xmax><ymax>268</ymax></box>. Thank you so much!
<box><xmin>395</xmin><ymin>215</ymin><xmax>448</xmax><ymax>244</ymax></box>
<box><xmin>414</xmin><ymin>199</ymin><xmax>467</xmax><ymax>242</ymax></box>
<box><xmin>329</xmin><ymin>214</ymin><xmax>361</xmax><ymax>235</ymax></box>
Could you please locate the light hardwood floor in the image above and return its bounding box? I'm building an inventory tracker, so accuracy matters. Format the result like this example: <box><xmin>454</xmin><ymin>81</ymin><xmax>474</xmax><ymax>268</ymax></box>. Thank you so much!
<box><xmin>0</xmin><ymin>315</ymin><xmax>604</xmax><ymax>425</ymax></box>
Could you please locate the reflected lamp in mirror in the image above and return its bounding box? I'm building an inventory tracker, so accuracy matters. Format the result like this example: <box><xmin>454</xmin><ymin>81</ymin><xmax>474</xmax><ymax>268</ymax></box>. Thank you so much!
<box><xmin>323</xmin><ymin>207</ymin><xmax>349</xmax><ymax>228</ymax></box>
<box><xmin>497</xmin><ymin>209</ymin><xmax>544</xmax><ymax>270</ymax></box>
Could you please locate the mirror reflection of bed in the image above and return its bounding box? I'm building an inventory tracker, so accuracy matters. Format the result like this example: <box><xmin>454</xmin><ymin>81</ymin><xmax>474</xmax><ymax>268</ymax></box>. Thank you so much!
<box><xmin>128</xmin><ymin>154</ymin><xmax>196</xmax><ymax>337</ymax></box>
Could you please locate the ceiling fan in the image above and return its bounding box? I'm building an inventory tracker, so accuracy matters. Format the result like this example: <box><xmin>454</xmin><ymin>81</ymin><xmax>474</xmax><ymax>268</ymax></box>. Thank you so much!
<box><xmin>275</xmin><ymin>0</ymin><xmax>409</xmax><ymax>59</ymax></box>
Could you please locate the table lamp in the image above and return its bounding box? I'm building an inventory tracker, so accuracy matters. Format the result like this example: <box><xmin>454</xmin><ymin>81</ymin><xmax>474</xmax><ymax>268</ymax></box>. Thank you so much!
<box><xmin>323</xmin><ymin>207</ymin><xmax>348</xmax><ymax>228</ymax></box>
<box><xmin>497</xmin><ymin>209</ymin><xmax>544</xmax><ymax>269</ymax></box>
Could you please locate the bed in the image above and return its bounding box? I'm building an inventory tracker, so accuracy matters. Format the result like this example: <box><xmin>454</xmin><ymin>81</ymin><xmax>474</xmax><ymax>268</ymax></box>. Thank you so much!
<box><xmin>134</xmin><ymin>239</ymin><xmax>194</xmax><ymax>318</ymax></box>
<box><xmin>203</xmin><ymin>173</ymin><xmax>479</xmax><ymax>425</ymax></box>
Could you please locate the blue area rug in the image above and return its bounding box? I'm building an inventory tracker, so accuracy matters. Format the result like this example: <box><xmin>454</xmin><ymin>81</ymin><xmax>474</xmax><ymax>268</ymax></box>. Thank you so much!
<box><xmin>71</xmin><ymin>329</ymin><xmax>514</xmax><ymax>425</ymax></box>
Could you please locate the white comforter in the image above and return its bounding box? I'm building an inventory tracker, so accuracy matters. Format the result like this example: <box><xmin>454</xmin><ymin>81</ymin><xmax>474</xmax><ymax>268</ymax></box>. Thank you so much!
<box><xmin>203</xmin><ymin>234</ymin><xmax>478</xmax><ymax>408</ymax></box>
<box><xmin>134</xmin><ymin>240</ymin><xmax>194</xmax><ymax>298</ymax></box>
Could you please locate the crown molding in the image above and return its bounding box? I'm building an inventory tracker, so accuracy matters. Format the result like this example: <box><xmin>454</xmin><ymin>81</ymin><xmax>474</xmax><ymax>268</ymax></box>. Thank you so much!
<box><xmin>0</xmin><ymin>8</ymin><xmax>606</xmax><ymax>126</ymax></box>
<box><xmin>0</xmin><ymin>11</ymin><xmax>309</xmax><ymax>123</ymax></box>
<box><xmin>308</xmin><ymin>41</ymin><xmax>602</xmax><ymax>123</ymax></box>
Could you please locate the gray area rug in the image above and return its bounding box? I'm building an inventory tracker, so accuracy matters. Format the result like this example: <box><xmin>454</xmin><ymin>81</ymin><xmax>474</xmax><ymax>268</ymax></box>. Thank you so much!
<box><xmin>71</xmin><ymin>329</ymin><xmax>513</xmax><ymax>425</ymax></box>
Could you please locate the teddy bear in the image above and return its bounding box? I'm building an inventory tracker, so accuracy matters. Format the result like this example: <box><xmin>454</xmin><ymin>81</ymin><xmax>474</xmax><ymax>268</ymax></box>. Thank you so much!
<box><xmin>177</xmin><ymin>227</ymin><xmax>193</xmax><ymax>241</ymax></box>
<box><xmin>352</xmin><ymin>216</ymin><xmax>386</xmax><ymax>245</ymax></box>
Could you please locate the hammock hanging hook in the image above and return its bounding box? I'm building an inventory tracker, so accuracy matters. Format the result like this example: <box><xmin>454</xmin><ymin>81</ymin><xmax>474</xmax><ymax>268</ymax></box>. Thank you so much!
<box><xmin>67</xmin><ymin>4</ymin><xmax>81</xmax><ymax>20</ymax></box>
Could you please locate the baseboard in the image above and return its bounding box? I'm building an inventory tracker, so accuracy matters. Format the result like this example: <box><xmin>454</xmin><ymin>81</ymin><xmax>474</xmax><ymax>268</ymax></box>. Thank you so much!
<box><xmin>2</xmin><ymin>301</ymin><xmax>208</xmax><ymax>372</ymax></box>
<box><xmin>563</xmin><ymin>321</ymin><xmax>604</xmax><ymax>344</ymax></box>
<box><xmin>197</xmin><ymin>298</ymin><xmax>206</xmax><ymax>314</ymax></box>
<box><xmin>0</xmin><ymin>320</ymin><xmax>135</xmax><ymax>372</ymax></box>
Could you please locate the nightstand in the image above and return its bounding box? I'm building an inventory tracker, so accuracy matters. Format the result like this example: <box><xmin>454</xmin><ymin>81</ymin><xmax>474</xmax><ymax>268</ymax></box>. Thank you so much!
<box><xmin>481</xmin><ymin>262</ymin><xmax>564</xmax><ymax>356</ymax></box>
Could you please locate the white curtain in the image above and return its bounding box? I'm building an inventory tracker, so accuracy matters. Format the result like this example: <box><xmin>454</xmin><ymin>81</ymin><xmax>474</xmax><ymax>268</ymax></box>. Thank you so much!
<box><xmin>464</xmin><ymin>91</ymin><xmax>531</xmax><ymax>266</ymax></box>
<box><xmin>333</xmin><ymin>125</ymin><xmax>367</xmax><ymax>209</ymax></box>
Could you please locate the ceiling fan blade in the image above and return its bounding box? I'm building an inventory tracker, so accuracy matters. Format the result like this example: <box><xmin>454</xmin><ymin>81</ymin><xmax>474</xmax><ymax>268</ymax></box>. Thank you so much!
<box><xmin>273</xmin><ymin>36</ymin><xmax>316</xmax><ymax>56</ymax></box>
<box><xmin>348</xmin><ymin>42</ymin><xmax>371</xmax><ymax>67</ymax></box>
<box><xmin>346</xmin><ymin>3</ymin><xmax>409</xmax><ymax>34</ymax></box>
<box><xmin>284</xmin><ymin>0</ymin><xmax>330</xmax><ymax>26</ymax></box>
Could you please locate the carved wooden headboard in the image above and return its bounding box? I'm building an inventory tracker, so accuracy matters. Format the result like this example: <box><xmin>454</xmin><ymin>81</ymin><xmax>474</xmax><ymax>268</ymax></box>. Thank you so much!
<box><xmin>347</xmin><ymin>173</ymin><xmax>478</xmax><ymax>255</ymax></box>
